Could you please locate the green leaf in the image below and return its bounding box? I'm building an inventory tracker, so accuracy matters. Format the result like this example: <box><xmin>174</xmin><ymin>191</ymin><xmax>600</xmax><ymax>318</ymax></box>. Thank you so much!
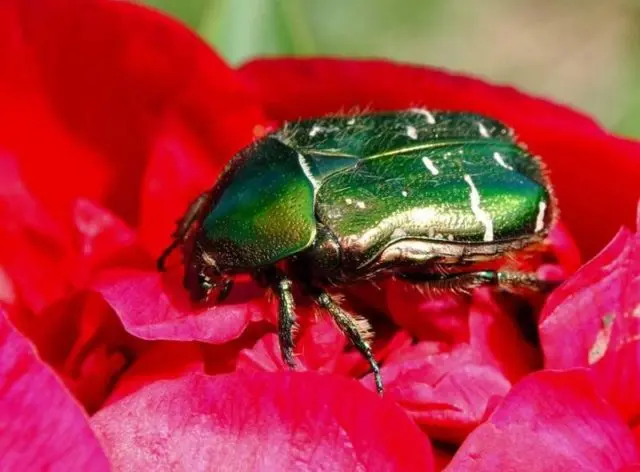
<box><xmin>197</xmin><ymin>0</ymin><xmax>315</xmax><ymax>64</ymax></box>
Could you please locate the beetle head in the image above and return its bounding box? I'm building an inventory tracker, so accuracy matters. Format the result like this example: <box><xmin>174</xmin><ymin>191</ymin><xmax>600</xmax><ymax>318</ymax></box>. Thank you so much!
<box><xmin>183</xmin><ymin>239</ymin><xmax>233</xmax><ymax>304</ymax></box>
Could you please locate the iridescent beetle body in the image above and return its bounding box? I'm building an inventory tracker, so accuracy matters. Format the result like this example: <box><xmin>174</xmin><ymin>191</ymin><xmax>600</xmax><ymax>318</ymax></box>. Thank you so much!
<box><xmin>158</xmin><ymin>110</ymin><xmax>555</xmax><ymax>393</ymax></box>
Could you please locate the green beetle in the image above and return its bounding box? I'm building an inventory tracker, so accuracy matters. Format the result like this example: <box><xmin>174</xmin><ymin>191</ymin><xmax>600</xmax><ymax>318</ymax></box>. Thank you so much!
<box><xmin>158</xmin><ymin>109</ymin><xmax>555</xmax><ymax>393</ymax></box>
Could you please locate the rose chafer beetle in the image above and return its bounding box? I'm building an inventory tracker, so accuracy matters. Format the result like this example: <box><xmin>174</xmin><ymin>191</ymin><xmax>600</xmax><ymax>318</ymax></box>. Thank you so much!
<box><xmin>158</xmin><ymin>109</ymin><xmax>555</xmax><ymax>394</ymax></box>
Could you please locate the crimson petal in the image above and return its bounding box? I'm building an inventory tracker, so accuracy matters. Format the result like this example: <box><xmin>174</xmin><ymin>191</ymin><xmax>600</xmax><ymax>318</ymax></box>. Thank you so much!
<box><xmin>0</xmin><ymin>0</ymin><xmax>263</xmax><ymax>225</ymax></box>
<box><xmin>92</xmin><ymin>372</ymin><xmax>434</xmax><ymax>471</ymax></box>
<box><xmin>94</xmin><ymin>268</ymin><xmax>269</xmax><ymax>343</ymax></box>
<box><xmin>0</xmin><ymin>309</ymin><xmax>109</xmax><ymax>470</ymax></box>
<box><xmin>364</xmin><ymin>343</ymin><xmax>511</xmax><ymax>444</ymax></box>
<box><xmin>540</xmin><ymin>204</ymin><xmax>640</xmax><ymax>423</ymax></box>
<box><xmin>446</xmin><ymin>370</ymin><xmax>639</xmax><ymax>471</ymax></box>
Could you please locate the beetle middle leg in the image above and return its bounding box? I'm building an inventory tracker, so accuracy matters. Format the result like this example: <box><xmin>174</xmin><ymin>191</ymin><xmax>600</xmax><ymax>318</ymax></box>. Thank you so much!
<box><xmin>258</xmin><ymin>267</ymin><xmax>298</xmax><ymax>368</ymax></box>
<box><xmin>313</xmin><ymin>289</ymin><xmax>383</xmax><ymax>394</ymax></box>
<box><xmin>157</xmin><ymin>192</ymin><xmax>211</xmax><ymax>271</ymax></box>
<box><xmin>274</xmin><ymin>275</ymin><xmax>298</xmax><ymax>369</ymax></box>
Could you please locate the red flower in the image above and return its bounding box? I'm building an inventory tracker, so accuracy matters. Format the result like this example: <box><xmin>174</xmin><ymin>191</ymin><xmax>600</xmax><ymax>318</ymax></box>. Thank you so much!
<box><xmin>0</xmin><ymin>0</ymin><xmax>639</xmax><ymax>470</ymax></box>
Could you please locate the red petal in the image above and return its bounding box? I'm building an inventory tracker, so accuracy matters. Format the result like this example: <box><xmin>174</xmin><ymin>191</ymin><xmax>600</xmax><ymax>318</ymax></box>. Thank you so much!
<box><xmin>0</xmin><ymin>149</ymin><xmax>146</xmax><ymax>311</ymax></box>
<box><xmin>70</xmin><ymin>198</ymin><xmax>145</xmax><ymax>276</ymax></box>
<box><xmin>239</xmin><ymin>58</ymin><xmax>601</xmax><ymax>132</ymax></box>
<box><xmin>540</xmin><ymin>206</ymin><xmax>640</xmax><ymax>423</ymax></box>
<box><xmin>11</xmin><ymin>292</ymin><xmax>144</xmax><ymax>413</ymax></box>
<box><xmin>94</xmin><ymin>268</ymin><xmax>269</xmax><ymax>343</ymax></box>
<box><xmin>0</xmin><ymin>0</ymin><xmax>263</xmax><ymax>224</ymax></box>
<box><xmin>137</xmin><ymin>120</ymin><xmax>219</xmax><ymax>259</ymax></box>
<box><xmin>239</xmin><ymin>58</ymin><xmax>640</xmax><ymax>260</ymax></box>
<box><xmin>446</xmin><ymin>370</ymin><xmax>639</xmax><ymax>471</ymax></box>
<box><xmin>0</xmin><ymin>309</ymin><xmax>109</xmax><ymax>470</ymax></box>
<box><xmin>546</xmin><ymin>220</ymin><xmax>583</xmax><ymax>275</ymax></box>
<box><xmin>92</xmin><ymin>372</ymin><xmax>434</xmax><ymax>471</ymax></box>
<box><xmin>0</xmin><ymin>152</ymin><xmax>74</xmax><ymax>310</ymax></box>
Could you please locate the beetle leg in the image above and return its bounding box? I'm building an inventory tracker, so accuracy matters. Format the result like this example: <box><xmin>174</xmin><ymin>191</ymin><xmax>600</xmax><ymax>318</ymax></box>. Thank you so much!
<box><xmin>157</xmin><ymin>192</ymin><xmax>210</xmax><ymax>271</ymax></box>
<box><xmin>495</xmin><ymin>271</ymin><xmax>560</xmax><ymax>293</ymax></box>
<box><xmin>405</xmin><ymin>270</ymin><xmax>559</xmax><ymax>293</ymax></box>
<box><xmin>271</xmin><ymin>274</ymin><xmax>298</xmax><ymax>369</ymax></box>
<box><xmin>314</xmin><ymin>290</ymin><xmax>383</xmax><ymax>394</ymax></box>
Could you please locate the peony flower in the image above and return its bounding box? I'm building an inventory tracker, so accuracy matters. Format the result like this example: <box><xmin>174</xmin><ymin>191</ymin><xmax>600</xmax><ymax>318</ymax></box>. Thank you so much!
<box><xmin>0</xmin><ymin>0</ymin><xmax>639</xmax><ymax>470</ymax></box>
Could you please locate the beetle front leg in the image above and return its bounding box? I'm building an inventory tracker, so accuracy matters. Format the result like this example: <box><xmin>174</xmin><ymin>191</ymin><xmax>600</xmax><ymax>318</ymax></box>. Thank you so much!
<box><xmin>314</xmin><ymin>290</ymin><xmax>383</xmax><ymax>394</ymax></box>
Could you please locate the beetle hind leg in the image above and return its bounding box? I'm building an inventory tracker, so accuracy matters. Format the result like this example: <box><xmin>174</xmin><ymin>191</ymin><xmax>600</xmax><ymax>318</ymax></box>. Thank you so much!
<box><xmin>157</xmin><ymin>192</ymin><xmax>210</xmax><ymax>271</ymax></box>
<box><xmin>314</xmin><ymin>290</ymin><xmax>383</xmax><ymax>394</ymax></box>
<box><xmin>402</xmin><ymin>270</ymin><xmax>559</xmax><ymax>294</ymax></box>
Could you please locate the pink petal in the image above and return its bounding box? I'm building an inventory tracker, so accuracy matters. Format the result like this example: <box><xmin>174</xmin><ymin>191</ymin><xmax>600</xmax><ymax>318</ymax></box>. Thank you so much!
<box><xmin>236</xmin><ymin>333</ymin><xmax>296</xmax><ymax>372</ymax></box>
<box><xmin>446</xmin><ymin>370</ymin><xmax>639</xmax><ymax>471</ymax></box>
<box><xmin>385</xmin><ymin>279</ymin><xmax>470</xmax><ymax>344</ymax></box>
<box><xmin>92</xmin><ymin>372</ymin><xmax>434</xmax><ymax>471</ymax></box>
<box><xmin>364</xmin><ymin>343</ymin><xmax>511</xmax><ymax>444</ymax></box>
<box><xmin>94</xmin><ymin>268</ymin><xmax>269</xmax><ymax>343</ymax></box>
<box><xmin>468</xmin><ymin>288</ymin><xmax>540</xmax><ymax>383</ymax></box>
<box><xmin>105</xmin><ymin>341</ymin><xmax>204</xmax><ymax>406</ymax></box>
<box><xmin>540</xmin><ymin>205</ymin><xmax>640</xmax><ymax>422</ymax></box>
<box><xmin>0</xmin><ymin>309</ymin><xmax>109</xmax><ymax>470</ymax></box>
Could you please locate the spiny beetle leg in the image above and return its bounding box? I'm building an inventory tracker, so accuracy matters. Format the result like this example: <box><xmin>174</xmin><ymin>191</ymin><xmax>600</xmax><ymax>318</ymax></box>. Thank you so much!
<box><xmin>269</xmin><ymin>270</ymin><xmax>298</xmax><ymax>369</ymax></box>
<box><xmin>495</xmin><ymin>271</ymin><xmax>561</xmax><ymax>293</ymax></box>
<box><xmin>314</xmin><ymin>290</ymin><xmax>383</xmax><ymax>395</ymax></box>
<box><xmin>157</xmin><ymin>192</ymin><xmax>210</xmax><ymax>271</ymax></box>
<box><xmin>403</xmin><ymin>270</ymin><xmax>560</xmax><ymax>294</ymax></box>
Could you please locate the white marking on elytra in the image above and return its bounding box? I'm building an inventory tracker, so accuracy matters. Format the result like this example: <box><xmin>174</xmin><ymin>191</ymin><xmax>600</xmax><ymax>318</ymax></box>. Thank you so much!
<box><xmin>309</xmin><ymin>125</ymin><xmax>324</xmax><ymax>137</ymax></box>
<box><xmin>464</xmin><ymin>174</ymin><xmax>494</xmax><ymax>242</ymax></box>
<box><xmin>447</xmin><ymin>234</ymin><xmax>455</xmax><ymax>241</ymax></box>
<box><xmin>345</xmin><ymin>198</ymin><xmax>353</xmax><ymax>205</ymax></box>
<box><xmin>493</xmin><ymin>152</ymin><xmax>514</xmax><ymax>170</ymax></box>
<box><xmin>411</xmin><ymin>108</ymin><xmax>436</xmax><ymax>124</ymax></box>
<box><xmin>406</xmin><ymin>125</ymin><xmax>418</xmax><ymax>140</ymax></box>
<box><xmin>477</xmin><ymin>122</ymin><xmax>490</xmax><ymax>138</ymax></box>
<box><xmin>535</xmin><ymin>200</ymin><xmax>547</xmax><ymax>232</ymax></box>
<box><xmin>421</xmin><ymin>157</ymin><xmax>439</xmax><ymax>176</ymax></box>
<box><xmin>401</xmin><ymin>190</ymin><xmax>409</xmax><ymax>197</ymax></box>
<box><xmin>297</xmin><ymin>153</ymin><xmax>319</xmax><ymax>189</ymax></box>
<box><xmin>347</xmin><ymin>118</ymin><xmax>356</xmax><ymax>125</ymax></box>
<box><xmin>356</xmin><ymin>201</ymin><xmax>366</xmax><ymax>209</ymax></box>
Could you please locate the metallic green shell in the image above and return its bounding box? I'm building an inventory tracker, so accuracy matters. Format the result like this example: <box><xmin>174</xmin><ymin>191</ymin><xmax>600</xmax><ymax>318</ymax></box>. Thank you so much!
<box><xmin>203</xmin><ymin>109</ymin><xmax>552</xmax><ymax>271</ymax></box>
<box><xmin>201</xmin><ymin>137</ymin><xmax>317</xmax><ymax>269</ymax></box>
<box><xmin>278</xmin><ymin>110</ymin><xmax>552</xmax><ymax>269</ymax></box>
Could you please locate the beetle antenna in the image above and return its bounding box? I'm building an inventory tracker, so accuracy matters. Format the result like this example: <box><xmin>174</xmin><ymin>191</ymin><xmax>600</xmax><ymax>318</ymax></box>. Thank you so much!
<box><xmin>156</xmin><ymin>192</ymin><xmax>212</xmax><ymax>272</ymax></box>
<box><xmin>157</xmin><ymin>239</ymin><xmax>182</xmax><ymax>272</ymax></box>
